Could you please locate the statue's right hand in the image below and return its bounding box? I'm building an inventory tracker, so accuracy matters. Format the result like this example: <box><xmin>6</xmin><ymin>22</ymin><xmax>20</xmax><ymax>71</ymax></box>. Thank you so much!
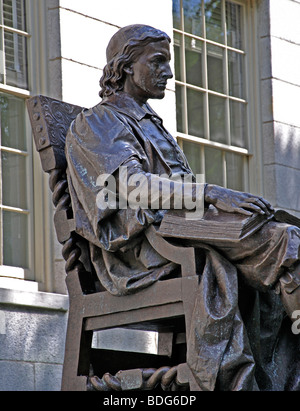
<box><xmin>204</xmin><ymin>184</ymin><xmax>274</xmax><ymax>216</ymax></box>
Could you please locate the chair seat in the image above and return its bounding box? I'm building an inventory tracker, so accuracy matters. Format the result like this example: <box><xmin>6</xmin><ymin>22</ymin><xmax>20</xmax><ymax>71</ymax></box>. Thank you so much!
<box><xmin>62</xmin><ymin>266</ymin><xmax>200</xmax><ymax>391</ymax></box>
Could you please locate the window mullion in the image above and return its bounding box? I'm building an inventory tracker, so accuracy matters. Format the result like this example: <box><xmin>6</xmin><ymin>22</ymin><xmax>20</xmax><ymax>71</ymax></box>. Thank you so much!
<box><xmin>201</xmin><ymin>0</ymin><xmax>210</xmax><ymax>141</ymax></box>
<box><xmin>242</xmin><ymin>2</ymin><xmax>252</xmax><ymax>155</ymax></box>
<box><xmin>179</xmin><ymin>0</ymin><xmax>188</xmax><ymax>135</ymax></box>
<box><xmin>222</xmin><ymin>0</ymin><xmax>231</xmax><ymax>146</ymax></box>
<box><xmin>222</xmin><ymin>150</ymin><xmax>227</xmax><ymax>188</ymax></box>
<box><xmin>223</xmin><ymin>49</ymin><xmax>231</xmax><ymax>145</ymax></box>
<box><xmin>1</xmin><ymin>25</ymin><xmax>6</xmax><ymax>84</ymax></box>
<box><xmin>200</xmin><ymin>144</ymin><xmax>205</xmax><ymax>176</ymax></box>
<box><xmin>1</xmin><ymin>204</ymin><xmax>29</xmax><ymax>214</ymax></box>
<box><xmin>179</xmin><ymin>0</ymin><xmax>184</xmax><ymax>31</ymax></box>
<box><xmin>11</xmin><ymin>0</ymin><xmax>17</xmax><ymax>27</ymax></box>
<box><xmin>0</xmin><ymin>24</ymin><xmax>29</xmax><ymax>37</ymax></box>
<box><xmin>1</xmin><ymin>144</ymin><xmax>28</xmax><ymax>156</ymax></box>
<box><xmin>243</xmin><ymin>154</ymin><xmax>249</xmax><ymax>192</ymax></box>
<box><xmin>181</xmin><ymin>35</ymin><xmax>188</xmax><ymax>134</ymax></box>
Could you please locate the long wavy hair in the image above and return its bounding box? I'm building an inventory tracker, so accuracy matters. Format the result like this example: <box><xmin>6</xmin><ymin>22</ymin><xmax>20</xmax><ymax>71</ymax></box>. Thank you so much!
<box><xmin>99</xmin><ymin>31</ymin><xmax>171</xmax><ymax>99</ymax></box>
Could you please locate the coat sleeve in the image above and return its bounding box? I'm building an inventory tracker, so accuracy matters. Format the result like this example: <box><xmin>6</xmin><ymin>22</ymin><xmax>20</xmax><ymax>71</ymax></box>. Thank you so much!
<box><xmin>65</xmin><ymin>105</ymin><xmax>160</xmax><ymax>251</ymax></box>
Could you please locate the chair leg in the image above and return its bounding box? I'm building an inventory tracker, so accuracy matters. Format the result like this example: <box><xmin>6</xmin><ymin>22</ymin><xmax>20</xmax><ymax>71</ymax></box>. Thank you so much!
<box><xmin>181</xmin><ymin>276</ymin><xmax>202</xmax><ymax>391</ymax></box>
<box><xmin>61</xmin><ymin>270</ymin><xmax>91</xmax><ymax>391</ymax></box>
<box><xmin>61</xmin><ymin>311</ymin><xmax>88</xmax><ymax>391</ymax></box>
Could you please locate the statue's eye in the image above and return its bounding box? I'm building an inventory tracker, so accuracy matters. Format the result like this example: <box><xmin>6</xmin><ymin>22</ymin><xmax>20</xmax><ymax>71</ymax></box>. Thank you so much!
<box><xmin>152</xmin><ymin>56</ymin><xmax>164</xmax><ymax>65</ymax></box>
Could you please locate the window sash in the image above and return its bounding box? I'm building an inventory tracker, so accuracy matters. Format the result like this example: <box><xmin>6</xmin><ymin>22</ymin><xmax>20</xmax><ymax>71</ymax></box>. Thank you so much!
<box><xmin>0</xmin><ymin>0</ymin><xmax>29</xmax><ymax>90</ymax></box>
<box><xmin>173</xmin><ymin>0</ymin><xmax>250</xmax><ymax>191</ymax></box>
<box><xmin>0</xmin><ymin>0</ymin><xmax>33</xmax><ymax>279</ymax></box>
<box><xmin>0</xmin><ymin>92</ymin><xmax>33</xmax><ymax>275</ymax></box>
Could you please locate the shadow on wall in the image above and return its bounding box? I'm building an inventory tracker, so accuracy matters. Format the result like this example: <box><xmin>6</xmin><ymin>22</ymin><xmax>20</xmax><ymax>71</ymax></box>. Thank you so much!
<box><xmin>0</xmin><ymin>303</ymin><xmax>67</xmax><ymax>391</ymax></box>
<box><xmin>264</xmin><ymin>123</ymin><xmax>300</xmax><ymax>216</ymax></box>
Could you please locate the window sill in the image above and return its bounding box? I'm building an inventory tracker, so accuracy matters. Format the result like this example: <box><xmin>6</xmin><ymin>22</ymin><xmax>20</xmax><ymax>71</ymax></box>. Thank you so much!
<box><xmin>0</xmin><ymin>276</ymin><xmax>38</xmax><ymax>292</ymax></box>
<box><xmin>0</xmin><ymin>83</ymin><xmax>30</xmax><ymax>98</ymax></box>
<box><xmin>0</xmin><ymin>284</ymin><xmax>69</xmax><ymax>312</ymax></box>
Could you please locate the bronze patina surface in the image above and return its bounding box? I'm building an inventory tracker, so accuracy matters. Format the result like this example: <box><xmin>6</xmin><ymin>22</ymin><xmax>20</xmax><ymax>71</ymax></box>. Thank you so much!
<box><xmin>28</xmin><ymin>25</ymin><xmax>300</xmax><ymax>391</ymax></box>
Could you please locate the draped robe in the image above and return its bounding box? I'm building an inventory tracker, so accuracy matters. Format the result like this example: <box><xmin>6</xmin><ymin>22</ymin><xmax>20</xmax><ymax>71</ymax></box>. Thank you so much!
<box><xmin>65</xmin><ymin>92</ymin><xmax>300</xmax><ymax>391</ymax></box>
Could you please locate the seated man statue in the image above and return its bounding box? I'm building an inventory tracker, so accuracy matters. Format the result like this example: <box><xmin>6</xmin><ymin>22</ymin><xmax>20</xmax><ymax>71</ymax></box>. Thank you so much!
<box><xmin>65</xmin><ymin>24</ymin><xmax>300</xmax><ymax>391</ymax></box>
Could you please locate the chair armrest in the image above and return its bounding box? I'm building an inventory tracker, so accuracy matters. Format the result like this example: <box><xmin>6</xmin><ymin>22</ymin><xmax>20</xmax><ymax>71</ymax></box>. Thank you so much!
<box><xmin>145</xmin><ymin>224</ymin><xmax>196</xmax><ymax>277</ymax></box>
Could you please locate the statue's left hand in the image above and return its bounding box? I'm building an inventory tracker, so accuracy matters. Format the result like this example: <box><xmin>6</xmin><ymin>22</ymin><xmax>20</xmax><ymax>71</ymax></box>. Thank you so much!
<box><xmin>204</xmin><ymin>184</ymin><xmax>274</xmax><ymax>216</ymax></box>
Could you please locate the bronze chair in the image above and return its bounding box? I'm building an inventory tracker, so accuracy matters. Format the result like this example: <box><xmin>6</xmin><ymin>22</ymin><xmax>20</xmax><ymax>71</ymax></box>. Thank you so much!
<box><xmin>27</xmin><ymin>95</ymin><xmax>201</xmax><ymax>391</ymax></box>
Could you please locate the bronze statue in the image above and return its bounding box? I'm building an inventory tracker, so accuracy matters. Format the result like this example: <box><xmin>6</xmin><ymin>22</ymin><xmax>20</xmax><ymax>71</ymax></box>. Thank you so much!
<box><xmin>65</xmin><ymin>25</ymin><xmax>300</xmax><ymax>391</ymax></box>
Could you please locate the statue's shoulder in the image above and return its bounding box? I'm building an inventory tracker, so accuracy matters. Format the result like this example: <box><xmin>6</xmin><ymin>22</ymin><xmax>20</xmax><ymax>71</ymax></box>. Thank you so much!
<box><xmin>69</xmin><ymin>99</ymin><xmax>134</xmax><ymax>147</ymax></box>
<box><xmin>72</xmin><ymin>101</ymin><xmax>119</xmax><ymax>129</ymax></box>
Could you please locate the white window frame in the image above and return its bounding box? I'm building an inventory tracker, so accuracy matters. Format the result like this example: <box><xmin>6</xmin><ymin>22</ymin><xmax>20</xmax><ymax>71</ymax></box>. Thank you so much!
<box><xmin>173</xmin><ymin>0</ymin><xmax>263</xmax><ymax>194</ymax></box>
<box><xmin>0</xmin><ymin>0</ymin><xmax>54</xmax><ymax>291</ymax></box>
<box><xmin>0</xmin><ymin>0</ymin><xmax>30</xmax><ymax>91</ymax></box>
<box><xmin>0</xmin><ymin>0</ymin><xmax>33</xmax><ymax>283</ymax></box>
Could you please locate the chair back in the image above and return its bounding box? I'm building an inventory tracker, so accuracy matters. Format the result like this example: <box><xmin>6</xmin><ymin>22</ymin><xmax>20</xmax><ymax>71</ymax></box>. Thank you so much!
<box><xmin>27</xmin><ymin>95</ymin><xmax>82</xmax><ymax>172</ymax></box>
<box><xmin>27</xmin><ymin>95</ymin><xmax>98</xmax><ymax>293</ymax></box>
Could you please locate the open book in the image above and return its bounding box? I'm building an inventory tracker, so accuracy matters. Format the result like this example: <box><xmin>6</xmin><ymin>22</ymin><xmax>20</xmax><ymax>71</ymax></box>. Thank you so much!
<box><xmin>158</xmin><ymin>206</ymin><xmax>300</xmax><ymax>243</ymax></box>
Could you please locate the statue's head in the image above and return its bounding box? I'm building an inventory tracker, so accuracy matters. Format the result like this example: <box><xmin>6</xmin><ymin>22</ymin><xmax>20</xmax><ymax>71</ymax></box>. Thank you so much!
<box><xmin>99</xmin><ymin>24</ymin><xmax>171</xmax><ymax>98</ymax></box>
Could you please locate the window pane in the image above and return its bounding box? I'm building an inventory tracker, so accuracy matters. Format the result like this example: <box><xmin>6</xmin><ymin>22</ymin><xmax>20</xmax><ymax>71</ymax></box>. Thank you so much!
<box><xmin>228</xmin><ymin>50</ymin><xmax>245</xmax><ymax>99</ymax></box>
<box><xmin>185</xmin><ymin>37</ymin><xmax>203</xmax><ymax>87</ymax></box>
<box><xmin>0</xmin><ymin>26</ymin><xmax>5</xmax><ymax>79</ymax></box>
<box><xmin>174</xmin><ymin>32</ymin><xmax>182</xmax><ymax>81</ymax></box>
<box><xmin>205</xmin><ymin>146</ymin><xmax>223</xmax><ymax>185</ymax></box>
<box><xmin>0</xmin><ymin>29</ymin><xmax>4</xmax><ymax>84</ymax></box>
<box><xmin>0</xmin><ymin>93</ymin><xmax>27</xmax><ymax>150</ymax></box>
<box><xmin>181</xmin><ymin>139</ymin><xmax>203</xmax><ymax>175</ymax></box>
<box><xmin>183</xmin><ymin>0</ymin><xmax>203</xmax><ymax>37</ymax></box>
<box><xmin>205</xmin><ymin>0</ymin><xmax>224</xmax><ymax>44</ymax></box>
<box><xmin>230</xmin><ymin>100</ymin><xmax>246</xmax><ymax>148</ymax></box>
<box><xmin>2</xmin><ymin>151</ymin><xmax>28</xmax><ymax>209</ymax></box>
<box><xmin>226</xmin><ymin>1</ymin><xmax>243</xmax><ymax>49</ymax></box>
<box><xmin>3</xmin><ymin>0</ymin><xmax>26</xmax><ymax>31</ymax></box>
<box><xmin>209</xmin><ymin>94</ymin><xmax>226</xmax><ymax>144</ymax></box>
<box><xmin>175</xmin><ymin>85</ymin><xmax>185</xmax><ymax>133</ymax></box>
<box><xmin>207</xmin><ymin>43</ymin><xmax>224</xmax><ymax>93</ymax></box>
<box><xmin>226</xmin><ymin>152</ymin><xmax>245</xmax><ymax>191</ymax></box>
<box><xmin>173</xmin><ymin>0</ymin><xmax>181</xmax><ymax>30</ymax></box>
<box><xmin>3</xmin><ymin>210</ymin><xmax>28</xmax><ymax>268</ymax></box>
<box><xmin>4</xmin><ymin>31</ymin><xmax>28</xmax><ymax>89</ymax></box>
<box><xmin>3</xmin><ymin>0</ymin><xmax>14</xmax><ymax>28</ymax></box>
<box><xmin>187</xmin><ymin>88</ymin><xmax>205</xmax><ymax>138</ymax></box>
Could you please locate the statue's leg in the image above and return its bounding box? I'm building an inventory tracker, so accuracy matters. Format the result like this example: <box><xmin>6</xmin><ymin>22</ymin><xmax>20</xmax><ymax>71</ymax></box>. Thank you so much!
<box><xmin>200</xmin><ymin>221</ymin><xmax>300</xmax><ymax>321</ymax></box>
<box><xmin>277</xmin><ymin>262</ymin><xmax>300</xmax><ymax>321</ymax></box>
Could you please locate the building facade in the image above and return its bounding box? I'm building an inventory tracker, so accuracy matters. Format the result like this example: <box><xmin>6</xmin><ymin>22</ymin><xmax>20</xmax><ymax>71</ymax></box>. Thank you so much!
<box><xmin>0</xmin><ymin>0</ymin><xmax>299</xmax><ymax>391</ymax></box>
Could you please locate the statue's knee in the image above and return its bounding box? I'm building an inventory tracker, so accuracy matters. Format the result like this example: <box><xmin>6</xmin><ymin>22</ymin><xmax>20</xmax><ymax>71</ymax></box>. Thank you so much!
<box><xmin>285</xmin><ymin>224</ymin><xmax>300</xmax><ymax>241</ymax></box>
<box><xmin>278</xmin><ymin>263</ymin><xmax>300</xmax><ymax>321</ymax></box>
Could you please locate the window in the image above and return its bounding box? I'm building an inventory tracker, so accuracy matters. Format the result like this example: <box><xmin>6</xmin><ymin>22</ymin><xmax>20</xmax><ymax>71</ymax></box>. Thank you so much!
<box><xmin>0</xmin><ymin>0</ymin><xmax>33</xmax><ymax>280</ymax></box>
<box><xmin>0</xmin><ymin>0</ymin><xmax>28</xmax><ymax>89</ymax></box>
<box><xmin>173</xmin><ymin>0</ymin><xmax>250</xmax><ymax>191</ymax></box>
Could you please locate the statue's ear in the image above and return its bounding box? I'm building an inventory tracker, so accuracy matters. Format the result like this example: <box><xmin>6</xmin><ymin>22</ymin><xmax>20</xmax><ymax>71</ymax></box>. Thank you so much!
<box><xmin>123</xmin><ymin>65</ymin><xmax>133</xmax><ymax>75</ymax></box>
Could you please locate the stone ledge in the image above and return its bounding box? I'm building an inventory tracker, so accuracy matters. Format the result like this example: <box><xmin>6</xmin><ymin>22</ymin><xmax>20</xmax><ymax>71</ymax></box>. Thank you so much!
<box><xmin>0</xmin><ymin>361</ymin><xmax>63</xmax><ymax>391</ymax></box>
<box><xmin>0</xmin><ymin>288</ymin><xmax>69</xmax><ymax>312</ymax></box>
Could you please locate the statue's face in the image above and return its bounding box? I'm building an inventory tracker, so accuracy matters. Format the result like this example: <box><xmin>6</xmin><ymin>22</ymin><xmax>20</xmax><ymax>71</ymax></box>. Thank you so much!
<box><xmin>125</xmin><ymin>39</ymin><xmax>173</xmax><ymax>103</ymax></box>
